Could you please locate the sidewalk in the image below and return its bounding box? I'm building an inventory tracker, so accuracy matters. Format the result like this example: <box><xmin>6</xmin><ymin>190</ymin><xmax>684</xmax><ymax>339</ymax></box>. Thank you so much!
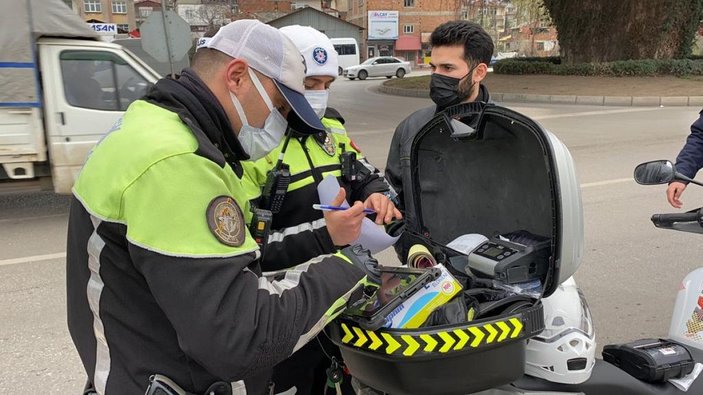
<box><xmin>379</xmin><ymin>74</ymin><xmax>703</xmax><ymax>107</ymax></box>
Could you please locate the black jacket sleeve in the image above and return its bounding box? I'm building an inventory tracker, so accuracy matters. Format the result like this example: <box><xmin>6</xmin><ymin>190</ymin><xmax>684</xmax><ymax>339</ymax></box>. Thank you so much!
<box><xmin>131</xmin><ymin>245</ymin><xmax>364</xmax><ymax>381</ymax></box>
<box><xmin>349</xmin><ymin>157</ymin><xmax>392</xmax><ymax>203</ymax></box>
<box><xmin>385</xmin><ymin>117</ymin><xmax>407</xmax><ymax>212</ymax></box>
<box><xmin>261</xmin><ymin>219</ymin><xmax>337</xmax><ymax>271</ymax></box>
<box><xmin>675</xmin><ymin>112</ymin><xmax>703</xmax><ymax>180</ymax></box>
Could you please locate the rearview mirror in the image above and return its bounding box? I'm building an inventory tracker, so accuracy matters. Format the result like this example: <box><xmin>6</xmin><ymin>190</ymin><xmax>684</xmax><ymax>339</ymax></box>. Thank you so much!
<box><xmin>634</xmin><ymin>160</ymin><xmax>675</xmax><ymax>185</ymax></box>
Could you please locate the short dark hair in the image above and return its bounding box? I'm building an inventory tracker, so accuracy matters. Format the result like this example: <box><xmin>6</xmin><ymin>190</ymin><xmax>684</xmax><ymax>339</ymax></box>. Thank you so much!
<box><xmin>430</xmin><ymin>20</ymin><xmax>494</xmax><ymax>66</ymax></box>
<box><xmin>191</xmin><ymin>48</ymin><xmax>232</xmax><ymax>78</ymax></box>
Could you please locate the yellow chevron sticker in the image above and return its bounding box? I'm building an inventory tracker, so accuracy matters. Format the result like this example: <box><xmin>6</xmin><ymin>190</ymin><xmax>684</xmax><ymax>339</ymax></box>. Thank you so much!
<box><xmin>367</xmin><ymin>330</ymin><xmax>383</xmax><ymax>351</ymax></box>
<box><xmin>420</xmin><ymin>334</ymin><xmax>438</xmax><ymax>352</ymax></box>
<box><xmin>382</xmin><ymin>333</ymin><xmax>401</xmax><ymax>354</ymax></box>
<box><xmin>453</xmin><ymin>329</ymin><xmax>470</xmax><ymax>350</ymax></box>
<box><xmin>468</xmin><ymin>326</ymin><xmax>485</xmax><ymax>348</ymax></box>
<box><xmin>438</xmin><ymin>331</ymin><xmax>456</xmax><ymax>353</ymax></box>
<box><xmin>509</xmin><ymin>318</ymin><xmax>524</xmax><ymax>338</ymax></box>
<box><xmin>401</xmin><ymin>335</ymin><xmax>420</xmax><ymax>356</ymax></box>
<box><xmin>484</xmin><ymin>323</ymin><xmax>498</xmax><ymax>344</ymax></box>
<box><xmin>341</xmin><ymin>323</ymin><xmax>353</xmax><ymax>343</ymax></box>
<box><xmin>497</xmin><ymin>321</ymin><xmax>511</xmax><ymax>342</ymax></box>
<box><xmin>353</xmin><ymin>326</ymin><xmax>368</xmax><ymax>347</ymax></box>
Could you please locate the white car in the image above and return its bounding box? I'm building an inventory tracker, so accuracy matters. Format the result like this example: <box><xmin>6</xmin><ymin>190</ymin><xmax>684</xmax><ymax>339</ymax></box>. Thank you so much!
<box><xmin>344</xmin><ymin>56</ymin><xmax>411</xmax><ymax>80</ymax></box>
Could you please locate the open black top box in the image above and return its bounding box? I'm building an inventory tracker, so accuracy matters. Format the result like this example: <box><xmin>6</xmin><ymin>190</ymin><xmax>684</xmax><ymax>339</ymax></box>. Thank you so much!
<box><xmin>329</xmin><ymin>103</ymin><xmax>584</xmax><ymax>395</ymax></box>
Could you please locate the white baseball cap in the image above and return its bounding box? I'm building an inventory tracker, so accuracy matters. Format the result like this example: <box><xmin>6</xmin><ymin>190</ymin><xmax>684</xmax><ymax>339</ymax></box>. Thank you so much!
<box><xmin>205</xmin><ymin>20</ymin><xmax>323</xmax><ymax>133</ymax></box>
<box><xmin>280</xmin><ymin>25</ymin><xmax>338</xmax><ymax>79</ymax></box>
<box><xmin>195</xmin><ymin>36</ymin><xmax>211</xmax><ymax>50</ymax></box>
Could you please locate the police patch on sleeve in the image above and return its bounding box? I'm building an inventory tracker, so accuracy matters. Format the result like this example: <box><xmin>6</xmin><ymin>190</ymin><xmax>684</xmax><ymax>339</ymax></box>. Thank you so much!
<box><xmin>206</xmin><ymin>196</ymin><xmax>245</xmax><ymax>247</ymax></box>
<box><xmin>313</xmin><ymin>47</ymin><xmax>328</xmax><ymax>65</ymax></box>
<box><xmin>350</xmin><ymin>139</ymin><xmax>362</xmax><ymax>154</ymax></box>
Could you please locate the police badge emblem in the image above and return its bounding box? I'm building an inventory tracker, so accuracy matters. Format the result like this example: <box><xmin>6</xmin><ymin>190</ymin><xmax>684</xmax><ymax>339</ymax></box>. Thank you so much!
<box><xmin>312</xmin><ymin>47</ymin><xmax>328</xmax><ymax>65</ymax></box>
<box><xmin>206</xmin><ymin>196</ymin><xmax>245</xmax><ymax>247</ymax></box>
<box><xmin>315</xmin><ymin>133</ymin><xmax>336</xmax><ymax>156</ymax></box>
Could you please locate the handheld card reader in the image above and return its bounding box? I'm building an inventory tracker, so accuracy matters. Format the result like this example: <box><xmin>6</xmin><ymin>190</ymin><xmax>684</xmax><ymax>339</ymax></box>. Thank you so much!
<box><xmin>466</xmin><ymin>231</ymin><xmax>551</xmax><ymax>284</ymax></box>
<box><xmin>603</xmin><ymin>339</ymin><xmax>694</xmax><ymax>382</ymax></box>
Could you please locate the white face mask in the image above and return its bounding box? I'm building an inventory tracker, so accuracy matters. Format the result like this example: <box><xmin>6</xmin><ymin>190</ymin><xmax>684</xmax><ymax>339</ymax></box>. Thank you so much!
<box><xmin>304</xmin><ymin>89</ymin><xmax>329</xmax><ymax>119</ymax></box>
<box><xmin>230</xmin><ymin>68</ymin><xmax>288</xmax><ymax>161</ymax></box>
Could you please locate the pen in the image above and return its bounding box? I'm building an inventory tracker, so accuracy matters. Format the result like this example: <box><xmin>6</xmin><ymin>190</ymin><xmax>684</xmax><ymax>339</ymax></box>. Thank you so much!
<box><xmin>312</xmin><ymin>204</ymin><xmax>376</xmax><ymax>215</ymax></box>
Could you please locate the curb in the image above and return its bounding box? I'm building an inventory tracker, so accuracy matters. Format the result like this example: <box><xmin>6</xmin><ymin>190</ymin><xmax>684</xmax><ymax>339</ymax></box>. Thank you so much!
<box><xmin>377</xmin><ymin>84</ymin><xmax>703</xmax><ymax>107</ymax></box>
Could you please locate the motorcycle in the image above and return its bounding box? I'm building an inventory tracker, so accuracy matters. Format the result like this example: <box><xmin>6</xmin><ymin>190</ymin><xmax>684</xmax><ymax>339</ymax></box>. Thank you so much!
<box><xmin>479</xmin><ymin>159</ymin><xmax>703</xmax><ymax>394</ymax></box>
<box><xmin>332</xmin><ymin>103</ymin><xmax>703</xmax><ymax>395</ymax></box>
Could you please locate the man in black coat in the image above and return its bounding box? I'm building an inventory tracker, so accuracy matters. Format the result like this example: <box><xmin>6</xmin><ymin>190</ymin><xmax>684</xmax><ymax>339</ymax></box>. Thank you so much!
<box><xmin>385</xmin><ymin>20</ymin><xmax>494</xmax><ymax>261</ymax></box>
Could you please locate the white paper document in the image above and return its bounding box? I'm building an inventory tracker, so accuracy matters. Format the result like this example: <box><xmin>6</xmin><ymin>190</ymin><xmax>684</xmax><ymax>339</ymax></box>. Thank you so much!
<box><xmin>446</xmin><ymin>234</ymin><xmax>489</xmax><ymax>255</ymax></box>
<box><xmin>317</xmin><ymin>175</ymin><xmax>399</xmax><ymax>254</ymax></box>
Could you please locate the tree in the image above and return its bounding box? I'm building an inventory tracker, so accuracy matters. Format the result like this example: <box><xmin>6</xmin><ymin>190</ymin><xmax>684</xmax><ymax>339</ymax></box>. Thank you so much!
<box><xmin>512</xmin><ymin>0</ymin><xmax>546</xmax><ymax>29</ymax></box>
<box><xmin>542</xmin><ymin>0</ymin><xmax>703</xmax><ymax>64</ymax></box>
<box><xmin>197</xmin><ymin>3</ymin><xmax>232</xmax><ymax>30</ymax></box>
<box><xmin>458</xmin><ymin>0</ymin><xmax>511</xmax><ymax>43</ymax></box>
<box><xmin>511</xmin><ymin>0</ymin><xmax>547</xmax><ymax>56</ymax></box>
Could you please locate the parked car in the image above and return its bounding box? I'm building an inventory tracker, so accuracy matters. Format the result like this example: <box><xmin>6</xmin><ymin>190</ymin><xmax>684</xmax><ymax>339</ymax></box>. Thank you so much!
<box><xmin>343</xmin><ymin>56</ymin><xmax>411</xmax><ymax>80</ymax></box>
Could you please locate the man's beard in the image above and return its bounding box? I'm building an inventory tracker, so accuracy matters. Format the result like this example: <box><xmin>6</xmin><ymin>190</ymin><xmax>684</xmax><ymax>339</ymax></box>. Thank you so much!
<box><xmin>457</xmin><ymin>75</ymin><xmax>476</xmax><ymax>102</ymax></box>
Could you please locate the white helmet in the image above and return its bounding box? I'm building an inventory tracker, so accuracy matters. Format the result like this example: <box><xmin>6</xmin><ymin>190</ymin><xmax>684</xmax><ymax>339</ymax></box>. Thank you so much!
<box><xmin>525</xmin><ymin>277</ymin><xmax>596</xmax><ymax>384</ymax></box>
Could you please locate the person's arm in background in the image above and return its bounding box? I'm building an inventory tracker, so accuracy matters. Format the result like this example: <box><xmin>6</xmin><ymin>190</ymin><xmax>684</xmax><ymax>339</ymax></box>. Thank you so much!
<box><xmin>668</xmin><ymin>112</ymin><xmax>703</xmax><ymax>208</ymax></box>
<box><xmin>260</xmin><ymin>188</ymin><xmax>364</xmax><ymax>271</ymax></box>
<box><xmin>325</xmin><ymin>107</ymin><xmax>401</xmax><ymax>224</ymax></box>
<box><xmin>345</xmin><ymin>139</ymin><xmax>402</xmax><ymax>225</ymax></box>
<box><xmin>384</xmin><ymin>118</ymin><xmax>406</xmax><ymax>214</ymax></box>
<box><xmin>384</xmin><ymin>117</ymin><xmax>408</xmax><ymax>235</ymax></box>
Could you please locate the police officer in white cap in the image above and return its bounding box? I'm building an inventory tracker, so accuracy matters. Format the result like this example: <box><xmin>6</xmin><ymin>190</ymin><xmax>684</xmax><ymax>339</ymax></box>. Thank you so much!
<box><xmin>242</xmin><ymin>25</ymin><xmax>401</xmax><ymax>395</ymax></box>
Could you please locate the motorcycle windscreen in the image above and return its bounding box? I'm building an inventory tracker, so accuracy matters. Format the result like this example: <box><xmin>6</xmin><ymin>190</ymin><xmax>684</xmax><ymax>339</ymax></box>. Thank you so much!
<box><xmin>410</xmin><ymin>105</ymin><xmax>561</xmax><ymax>293</ymax></box>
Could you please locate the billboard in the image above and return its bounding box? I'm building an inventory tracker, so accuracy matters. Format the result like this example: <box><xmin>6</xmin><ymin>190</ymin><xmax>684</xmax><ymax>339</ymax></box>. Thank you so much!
<box><xmin>89</xmin><ymin>23</ymin><xmax>117</xmax><ymax>35</ymax></box>
<box><xmin>368</xmin><ymin>11</ymin><xmax>398</xmax><ymax>40</ymax></box>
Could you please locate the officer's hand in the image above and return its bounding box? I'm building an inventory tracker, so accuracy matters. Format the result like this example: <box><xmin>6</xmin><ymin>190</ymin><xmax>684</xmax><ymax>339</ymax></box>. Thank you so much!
<box><xmin>667</xmin><ymin>181</ymin><xmax>687</xmax><ymax>208</ymax></box>
<box><xmin>364</xmin><ymin>193</ymin><xmax>402</xmax><ymax>225</ymax></box>
<box><xmin>340</xmin><ymin>244</ymin><xmax>381</xmax><ymax>284</ymax></box>
<box><xmin>325</xmin><ymin>188</ymin><xmax>366</xmax><ymax>246</ymax></box>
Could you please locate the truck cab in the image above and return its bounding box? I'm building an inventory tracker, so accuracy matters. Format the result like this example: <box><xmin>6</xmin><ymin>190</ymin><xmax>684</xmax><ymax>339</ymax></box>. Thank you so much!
<box><xmin>0</xmin><ymin>0</ymin><xmax>161</xmax><ymax>193</ymax></box>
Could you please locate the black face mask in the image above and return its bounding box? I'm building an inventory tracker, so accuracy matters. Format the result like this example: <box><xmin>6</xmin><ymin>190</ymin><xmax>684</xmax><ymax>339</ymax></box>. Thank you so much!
<box><xmin>429</xmin><ymin>66</ymin><xmax>476</xmax><ymax>110</ymax></box>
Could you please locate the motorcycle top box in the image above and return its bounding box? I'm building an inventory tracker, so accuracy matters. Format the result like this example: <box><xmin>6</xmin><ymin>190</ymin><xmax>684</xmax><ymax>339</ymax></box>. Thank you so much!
<box><xmin>329</xmin><ymin>102</ymin><xmax>585</xmax><ymax>395</ymax></box>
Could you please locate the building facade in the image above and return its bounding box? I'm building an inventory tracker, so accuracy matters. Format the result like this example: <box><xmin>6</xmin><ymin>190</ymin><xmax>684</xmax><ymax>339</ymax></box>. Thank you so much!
<box><xmin>460</xmin><ymin>0</ymin><xmax>517</xmax><ymax>51</ymax></box>
<box><xmin>75</xmin><ymin>0</ymin><xmax>137</xmax><ymax>33</ymax></box>
<box><xmin>267</xmin><ymin>6</ymin><xmax>363</xmax><ymax>43</ymax></box>
<box><xmin>346</xmin><ymin>0</ymin><xmax>462</xmax><ymax>64</ymax></box>
<box><xmin>134</xmin><ymin>0</ymin><xmax>162</xmax><ymax>27</ymax></box>
<box><xmin>504</xmin><ymin>22</ymin><xmax>559</xmax><ymax>57</ymax></box>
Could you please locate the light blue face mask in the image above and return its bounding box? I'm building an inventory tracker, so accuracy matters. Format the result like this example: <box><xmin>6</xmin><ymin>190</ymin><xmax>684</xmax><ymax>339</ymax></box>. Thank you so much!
<box><xmin>230</xmin><ymin>68</ymin><xmax>288</xmax><ymax>161</ymax></box>
<box><xmin>304</xmin><ymin>89</ymin><xmax>329</xmax><ymax>119</ymax></box>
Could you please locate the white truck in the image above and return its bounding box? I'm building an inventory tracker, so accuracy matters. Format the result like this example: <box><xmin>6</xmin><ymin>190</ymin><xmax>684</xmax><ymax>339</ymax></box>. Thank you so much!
<box><xmin>1</xmin><ymin>0</ymin><xmax>161</xmax><ymax>193</ymax></box>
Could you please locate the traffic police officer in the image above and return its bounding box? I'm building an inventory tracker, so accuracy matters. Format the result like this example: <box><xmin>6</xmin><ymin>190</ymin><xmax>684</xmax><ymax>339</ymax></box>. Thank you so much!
<box><xmin>67</xmin><ymin>20</ymin><xmax>374</xmax><ymax>395</ymax></box>
<box><xmin>241</xmin><ymin>25</ymin><xmax>401</xmax><ymax>395</ymax></box>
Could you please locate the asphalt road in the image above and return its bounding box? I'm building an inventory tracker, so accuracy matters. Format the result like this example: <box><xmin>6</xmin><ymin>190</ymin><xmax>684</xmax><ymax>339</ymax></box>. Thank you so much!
<box><xmin>3</xmin><ymin>72</ymin><xmax>703</xmax><ymax>393</ymax></box>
